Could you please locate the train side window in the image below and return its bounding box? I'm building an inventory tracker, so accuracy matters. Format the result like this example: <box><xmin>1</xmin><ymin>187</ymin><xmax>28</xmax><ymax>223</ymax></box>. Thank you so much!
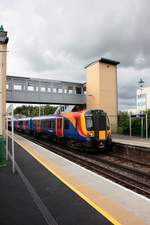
<box><xmin>41</xmin><ymin>120</ymin><xmax>44</xmax><ymax>128</ymax></box>
<box><xmin>47</xmin><ymin>120</ymin><xmax>50</xmax><ymax>128</ymax></box>
<box><xmin>36</xmin><ymin>120</ymin><xmax>38</xmax><ymax>128</ymax></box>
<box><xmin>51</xmin><ymin>120</ymin><xmax>55</xmax><ymax>129</ymax></box>
<box><xmin>60</xmin><ymin>119</ymin><xmax>62</xmax><ymax>129</ymax></box>
<box><xmin>64</xmin><ymin>119</ymin><xmax>70</xmax><ymax>129</ymax></box>
<box><xmin>33</xmin><ymin>120</ymin><xmax>35</xmax><ymax>128</ymax></box>
<box><xmin>38</xmin><ymin>120</ymin><xmax>40</xmax><ymax>129</ymax></box>
<box><xmin>57</xmin><ymin>119</ymin><xmax>60</xmax><ymax>129</ymax></box>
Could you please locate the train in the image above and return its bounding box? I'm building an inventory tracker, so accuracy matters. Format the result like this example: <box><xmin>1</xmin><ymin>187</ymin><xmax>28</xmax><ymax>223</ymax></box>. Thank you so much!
<box><xmin>10</xmin><ymin>109</ymin><xmax>112</xmax><ymax>151</ymax></box>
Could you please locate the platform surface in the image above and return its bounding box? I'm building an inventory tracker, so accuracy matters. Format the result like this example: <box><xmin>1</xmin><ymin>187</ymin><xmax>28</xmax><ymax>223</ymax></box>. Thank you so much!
<box><xmin>0</xmin><ymin>161</ymin><xmax>47</xmax><ymax>225</ymax></box>
<box><xmin>8</xmin><ymin>132</ymin><xmax>150</xmax><ymax>225</ymax></box>
<box><xmin>5</xmin><ymin>135</ymin><xmax>112</xmax><ymax>225</ymax></box>
<box><xmin>112</xmin><ymin>134</ymin><xmax>150</xmax><ymax>148</ymax></box>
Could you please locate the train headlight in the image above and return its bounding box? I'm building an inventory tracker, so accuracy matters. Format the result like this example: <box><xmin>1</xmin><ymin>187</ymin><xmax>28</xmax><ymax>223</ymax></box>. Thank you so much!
<box><xmin>87</xmin><ymin>131</ymin><xmax>94</xmax><ymax>137</ymax></box>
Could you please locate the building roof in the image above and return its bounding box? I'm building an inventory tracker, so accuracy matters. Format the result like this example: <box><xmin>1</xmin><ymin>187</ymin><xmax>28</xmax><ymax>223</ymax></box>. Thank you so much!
<box><xmin>0</xmin><ymin>25</ymin><xmax>9</xmax><ymax>44</ymax></box>
<box><xmin>85</xmin><ymin>57</ymin><xmax>120</xmax><ymax>69</ymax></box>
<box><xmin>0</xmin><ymin>25</ymin><xmax>4</xmax><ymax>31</ymax></box>
<box><xmin>7</xmin><ymin>75</ymin><xmax>84</xmax><ymax>85</ymax></box>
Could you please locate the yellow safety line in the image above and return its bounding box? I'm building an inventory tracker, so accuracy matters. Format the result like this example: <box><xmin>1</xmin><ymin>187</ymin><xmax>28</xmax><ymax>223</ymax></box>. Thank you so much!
<box><xmin>13</xmin><ymin>135</ymin><xmax>121</xmax><ymax>225</ymax></box>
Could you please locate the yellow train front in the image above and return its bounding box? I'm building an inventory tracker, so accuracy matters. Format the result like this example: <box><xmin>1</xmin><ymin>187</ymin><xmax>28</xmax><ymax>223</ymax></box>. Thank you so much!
<box><xmin>62</xmin><ymin>109</ymin><xmax>112</xmax><ymax>151</ymax></box>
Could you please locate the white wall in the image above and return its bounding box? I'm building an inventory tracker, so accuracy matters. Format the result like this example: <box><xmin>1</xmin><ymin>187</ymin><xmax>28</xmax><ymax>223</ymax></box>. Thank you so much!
<box><xmin>137</xmin><ymin>87</ymin><xmax>150</xmax><ymax>111</ymax></box>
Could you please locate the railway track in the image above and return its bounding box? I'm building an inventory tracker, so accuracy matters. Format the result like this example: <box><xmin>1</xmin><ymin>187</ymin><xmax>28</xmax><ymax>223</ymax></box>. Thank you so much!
<box><xmin>15</xmin><ymin>132</ymin><xmax>150</xmax><ymax>198</ymax></box>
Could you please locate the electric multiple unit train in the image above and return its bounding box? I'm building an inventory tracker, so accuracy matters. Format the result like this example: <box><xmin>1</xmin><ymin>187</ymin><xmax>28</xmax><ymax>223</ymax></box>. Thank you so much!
<box><xmin>10</xmin><ymin>109</ymin><xmax>112</xmax><ymax>151</ymax></box>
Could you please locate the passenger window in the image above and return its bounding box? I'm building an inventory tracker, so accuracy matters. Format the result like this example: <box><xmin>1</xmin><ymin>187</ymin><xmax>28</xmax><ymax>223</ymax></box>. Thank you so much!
<box><xmin>57</xmin><ymin>119</ymin><xmax>59</xmax><ymax>129</ymax></box>
<box><xmin>59</xmin><ymin>119</ymin><xmax>62</xmax><ymax>129</ymax></box>
<box><xmin>51</xmin><ymin>120</ymin><xmax>55</xmax><ymax>129</ymax></box>
<box><xmin>64</xmin><ymin>119</ymin><xmax>70</xmax><ymax>129</ymax></box>
<box><xmin>46</xmin><ymin>120</ymin><xmax>49</xmax><ymax>128</ymax></box>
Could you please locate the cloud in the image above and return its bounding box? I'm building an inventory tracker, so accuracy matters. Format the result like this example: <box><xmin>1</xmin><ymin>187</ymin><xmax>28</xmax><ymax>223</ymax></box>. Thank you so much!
<box><xmin>0</xmin><ymin>0</ymin><xmax>150</xmax><ymax>109</ymax></box>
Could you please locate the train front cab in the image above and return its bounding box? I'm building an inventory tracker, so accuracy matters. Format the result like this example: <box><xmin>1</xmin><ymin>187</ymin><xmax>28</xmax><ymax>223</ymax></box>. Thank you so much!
<box><xmin>84</xmin><ymin>110</ymin><xmax>112</xmax><ymax>150</ymax></box>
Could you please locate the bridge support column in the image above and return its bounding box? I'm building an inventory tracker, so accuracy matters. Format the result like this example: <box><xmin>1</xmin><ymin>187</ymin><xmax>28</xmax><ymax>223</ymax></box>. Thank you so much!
<box><xmin>0</xmin><ymin>25</ymin><xmax>8</xmax><ymax>164</ymax></box>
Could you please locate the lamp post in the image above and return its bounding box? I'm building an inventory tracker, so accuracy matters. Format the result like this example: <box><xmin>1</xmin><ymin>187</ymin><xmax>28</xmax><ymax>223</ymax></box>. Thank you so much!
<box><xmin>138</xmin><ymin>78</ymin><xmax>144</xmax><ymax>137</ymax></box>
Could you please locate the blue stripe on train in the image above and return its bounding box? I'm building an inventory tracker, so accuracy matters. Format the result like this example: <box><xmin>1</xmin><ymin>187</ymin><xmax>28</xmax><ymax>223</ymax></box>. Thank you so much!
<box><xmin>63</xmin><ymin>122</ymin><xmax>86</xmax><ymax>142</ymax></box>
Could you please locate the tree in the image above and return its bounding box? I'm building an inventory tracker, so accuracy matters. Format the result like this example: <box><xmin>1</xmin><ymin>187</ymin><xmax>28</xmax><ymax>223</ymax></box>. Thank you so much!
<box><xmin>118</xmin><ymin>111</ymin><xmax>129</xmax><ymax>134</ymax></box>
<box><xmin>14</xmin><ymin>105</ymin><xmax>57</xmax><ymax>117</ymax></box>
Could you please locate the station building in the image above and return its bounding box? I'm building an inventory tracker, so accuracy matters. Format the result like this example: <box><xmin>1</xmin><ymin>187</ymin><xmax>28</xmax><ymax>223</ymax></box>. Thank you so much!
<box><xmin>137</xmin><ymin>86</ymin><xmax>150</xmax><ymax>111</ymax></box>
<box><xmin>128</xmin><ymin>86</ymin><xmax>150</xmax><ymax>114</ymax></box>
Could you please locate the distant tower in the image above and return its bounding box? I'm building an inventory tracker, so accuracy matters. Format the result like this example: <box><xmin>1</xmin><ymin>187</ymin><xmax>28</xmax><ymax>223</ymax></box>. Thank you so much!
<box><xmin>85</xmin><ymin>58</ymin><xmax>120</xmax><ymax>132</ymax></box>
<box><xmin>0</xmin><ymin>25</ymin><xmax>8</xmax><ymax>163</ymax></box>
<box><xmin>137</xmin><ymin>78</ymin><xmax>145</xmax><ymax>112</ymax></box>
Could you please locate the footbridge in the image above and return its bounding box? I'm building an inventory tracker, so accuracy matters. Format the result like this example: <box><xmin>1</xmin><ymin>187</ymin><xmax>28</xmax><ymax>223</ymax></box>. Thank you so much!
<box><xmin>6</xmin><ymin>76</ymin><xmax>86</xmax><ymax>105</ymax></box>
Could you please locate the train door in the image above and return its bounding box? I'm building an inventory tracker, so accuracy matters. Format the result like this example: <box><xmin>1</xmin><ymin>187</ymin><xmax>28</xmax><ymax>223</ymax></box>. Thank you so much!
<box><xmin>23</xmin><ymin>120</ymin><xmax>26</xmax><ymax>130</ymax></box>
<box><xmin>16</xmin><ymin>121</ymin><xmax>19</xmax><ymax>129</ymax></box>
<box><xmin>56</xmin><ymin>118</ymin><xmax>63</xmax><ymax>137</ymax></box>
<box><xmin>36</xmin><ymin>120</ymin><xmax>41</xmax><ymax>133</ymax></box>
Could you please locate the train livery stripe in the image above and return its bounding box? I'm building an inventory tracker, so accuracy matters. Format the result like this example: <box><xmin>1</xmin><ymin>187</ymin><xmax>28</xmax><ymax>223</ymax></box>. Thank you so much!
<box><xmin>11</xmin><ymin>133</ymin><xmax>121</xmax><ymax>225</ymax></box>
<box><xmin>63</xmin><ymin>113</ymin><xmax>76</xmax><ymax>127</ymax></box>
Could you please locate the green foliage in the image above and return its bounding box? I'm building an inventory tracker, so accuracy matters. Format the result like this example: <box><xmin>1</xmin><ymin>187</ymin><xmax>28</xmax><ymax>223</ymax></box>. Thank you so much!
<box><xmin>118</xmin><ymin>111</ymin><xmax>129</xmax><ymax>135</ymax></box>
<box><xmin>14</xmin><ymin>105</ymin><xmax>57</xmax><ymax>117</ymax></box>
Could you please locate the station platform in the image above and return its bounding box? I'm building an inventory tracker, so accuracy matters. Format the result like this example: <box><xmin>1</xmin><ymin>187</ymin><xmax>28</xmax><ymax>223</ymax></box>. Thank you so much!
<box><xmin>0</xmin><ymin>160</ymin><xmax>48</xmax><ymax>225</ymax></box>
<box><xmin>113</xmin><ymin>134</ymin><xmax>150</xmax><ymax>149</ymax></box>
<box><xmin>5</xmin><ymin>132</ymin><xmax>150</xmax><ymax>225</ymax></box>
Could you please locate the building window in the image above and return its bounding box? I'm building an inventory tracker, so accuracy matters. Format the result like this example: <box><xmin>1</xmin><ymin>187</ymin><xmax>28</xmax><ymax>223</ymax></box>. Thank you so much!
<box><xmin>28</xmin><ymin>86</ymin><xmax>34</xmax><ymax>91</ymax></box>
<box><xmin>76</xmin><ymin>87</ymin><xmax>82</xmax><ymax>94</ymax></box>
<box><xmin>58</xmin><ymin>88</ymin><xmax>63</xmax><ymax>93</ymax></box>
<box><xmin>47</xmin><ymin>88</ymin><xmax>51</xmax><ymax>92</ymax></box>
<box><xmin>137</xmin><ymin>94</ymin><xmax>147</xmax><ymax>109</ymax></box>
<box><xmin>41</xmin><ymin>87</ymin><xmax>46</xmax><ymax>92</ymax></box>
<box><xmin>14</xmin><ymin>85</ymin><xmax>22</xmax><ymax>90</ymax></box>
<box><xmin>53</xmin><ymin>88</ymin><xmax>57</xmax><ymax>93</ymax></box>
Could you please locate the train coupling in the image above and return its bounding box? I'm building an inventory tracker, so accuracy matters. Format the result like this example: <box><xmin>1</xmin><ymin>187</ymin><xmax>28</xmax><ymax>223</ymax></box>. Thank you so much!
<box><xmin>98</xmin><ymin>141</ymin><xmax>105</xmax><ymax>149</ymax></box>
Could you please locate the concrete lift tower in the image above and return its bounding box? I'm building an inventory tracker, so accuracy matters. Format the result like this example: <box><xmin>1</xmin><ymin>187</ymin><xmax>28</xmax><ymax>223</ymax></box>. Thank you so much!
<box><xmin>0</xmin><ymin>25</ymin><xmax>8</xmax><ymax>164</ymax></box>
<box><xmin>85</xmin><ymin>58</ymin><xmax>120</xmax><ymax>132</ymax></box>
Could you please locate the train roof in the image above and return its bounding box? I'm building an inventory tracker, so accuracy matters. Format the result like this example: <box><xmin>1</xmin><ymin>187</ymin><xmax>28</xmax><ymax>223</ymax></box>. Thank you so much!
<box><xmin>14</xmin><ymin>115</ymin><xmax>60</xmax><ymax>121</ymax></box>
<box><xmin>61</xmin><ymin>109</ymin><xmax>105</xmax><ymax>116</ymax></box>
<box><xmin>32</xmin><ymin>116</ymin><xmax>56</xmax><ymax>120</ymax></box>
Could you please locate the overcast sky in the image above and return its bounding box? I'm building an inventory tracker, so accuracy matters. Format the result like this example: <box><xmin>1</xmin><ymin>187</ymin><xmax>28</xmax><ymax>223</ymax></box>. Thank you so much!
<box><xmin>1</xmin><ymin>0</ymin><xmax>150</xmax><ymax>110</ymax></box>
